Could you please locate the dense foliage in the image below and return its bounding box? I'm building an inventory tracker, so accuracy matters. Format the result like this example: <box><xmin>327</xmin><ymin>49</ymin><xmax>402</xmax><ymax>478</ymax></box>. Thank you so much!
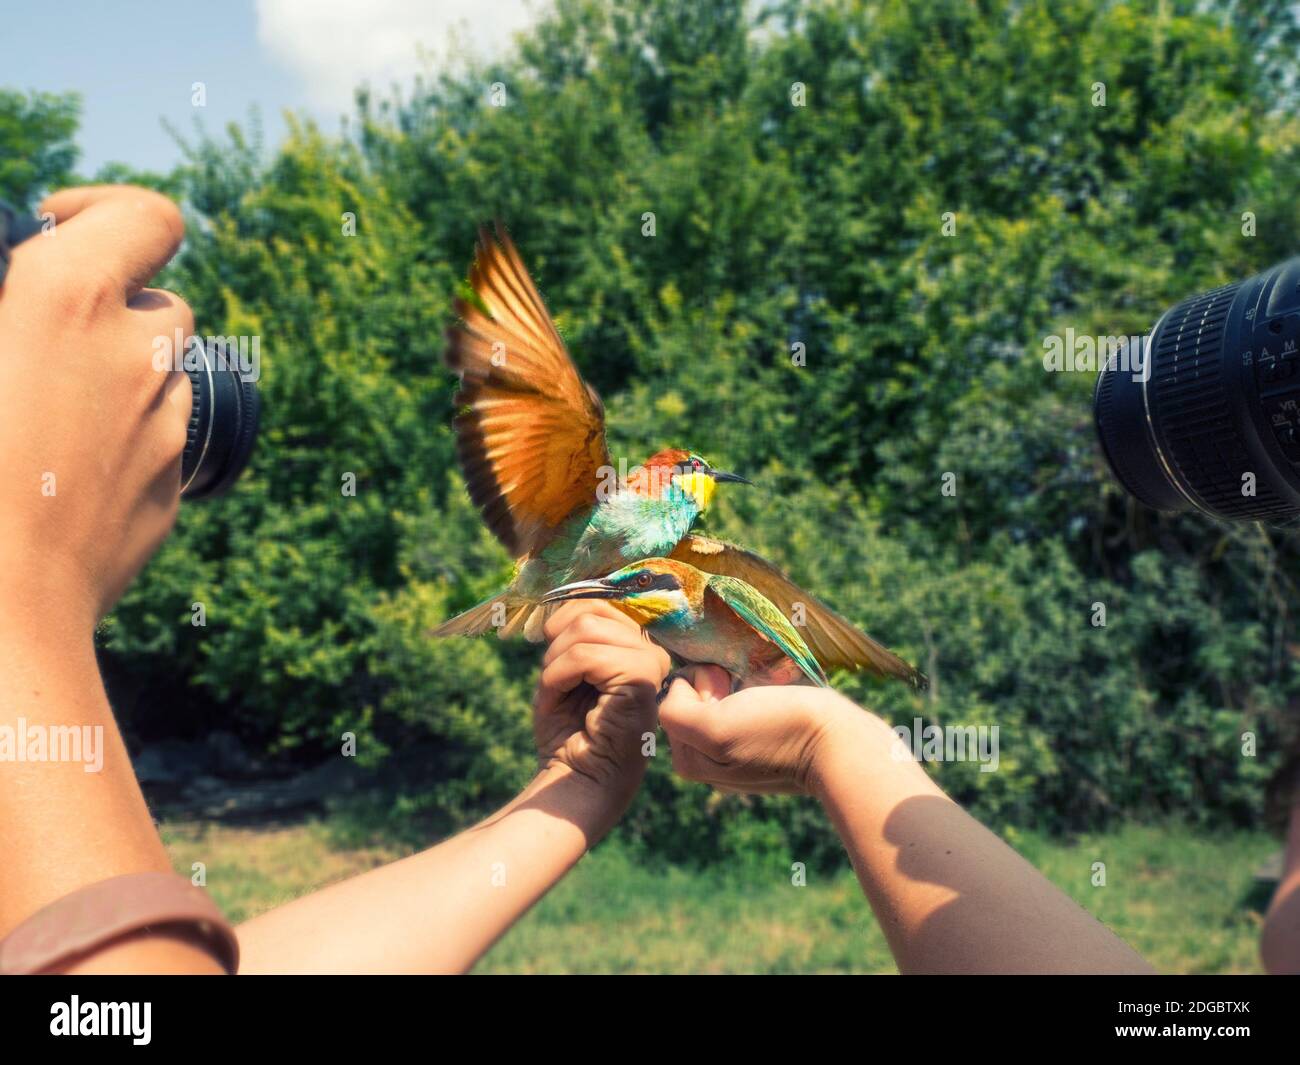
<box><xmin>6</xmin><ymin>0</ymin><xmax>1300</xmax><ymax>863</ymax></box>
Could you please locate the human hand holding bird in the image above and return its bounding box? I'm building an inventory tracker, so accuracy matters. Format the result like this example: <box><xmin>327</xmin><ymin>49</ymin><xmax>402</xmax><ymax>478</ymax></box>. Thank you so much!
<box><xmin>657</xmin><ymin>664</ymin><xmax>880</xmax><ymax>796</ymax></box>
<box><xmin>435</xmin><ymin>223</ymin><xmax>925</xmax><ymax>692</ymax></box>
<box><xmin>533</xmin><ymin>600</ymin><xmax>671</xmax><ymax>821</ymax></box>
<box><xmin>541</xmin><ymin>558</ymin><xmax>829</xmax><ymax>690</ymax></box>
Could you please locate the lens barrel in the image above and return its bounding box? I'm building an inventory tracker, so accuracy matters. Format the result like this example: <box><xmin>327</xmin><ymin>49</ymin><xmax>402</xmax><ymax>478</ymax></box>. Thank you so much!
<box><xmin>180</xmin><ymin>339</ymin><xmax>261</xmax><ymax>500</ymax></box>
<box><xmin>1094</xmin><ymin>257</ymin><xmax>1300</xmax><ymax>522</ymax></box>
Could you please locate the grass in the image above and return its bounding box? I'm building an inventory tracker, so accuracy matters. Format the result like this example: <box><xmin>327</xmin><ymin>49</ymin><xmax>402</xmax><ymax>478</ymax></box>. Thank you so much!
<box><xmin>160</xmin><ymin>818</ymin><xmax>1279</xmax><ymax>974</ymax></box>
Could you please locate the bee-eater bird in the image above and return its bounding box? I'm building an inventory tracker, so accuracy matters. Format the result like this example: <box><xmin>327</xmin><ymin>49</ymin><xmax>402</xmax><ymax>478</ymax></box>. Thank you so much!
<box><xmin>433</xmin><ymin>223</ymin><xmax>925</xmax><ymax>690</ymax></box>
<box><xmin>543</xmin><ymin>558</ymin><xmax>828</xmax><ymax>689</ymax></box>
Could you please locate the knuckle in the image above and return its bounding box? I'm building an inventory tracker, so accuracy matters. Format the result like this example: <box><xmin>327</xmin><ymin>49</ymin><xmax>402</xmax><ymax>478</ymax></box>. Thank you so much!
<box><xmin>129</xmin><ymin>189</ymin><xmax>185</xmax><ymax>246</ymax></box>
<box><xmin>49</xmin><ymin>266</ymin><xmax>118</xmax><ymax>323</ymax></box>
<box><xmin>628</xmin><ymin>677</ymin><xmax>658</xmax><ymax>703</ymax></box>
<box><xmin>544</xmin><ymin>602</ymin><xmax>579</xmax><ymax>639</ymax></box>
<box><xmin>572</xmin><ymin>613</ymin><xmax>605</xmax><ymax>642</ymax></box>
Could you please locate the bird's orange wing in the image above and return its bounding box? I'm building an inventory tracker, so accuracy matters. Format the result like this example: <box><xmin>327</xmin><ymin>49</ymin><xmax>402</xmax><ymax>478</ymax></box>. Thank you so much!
<box><xmin>445</xmin><ymin>224</ymin><xmax>610</xmax><ymax>558</ymax></box>
<box><xmin>669</xmin><ymin>535</ymin><xmax>928</xmax><ymax>689</ymax></box>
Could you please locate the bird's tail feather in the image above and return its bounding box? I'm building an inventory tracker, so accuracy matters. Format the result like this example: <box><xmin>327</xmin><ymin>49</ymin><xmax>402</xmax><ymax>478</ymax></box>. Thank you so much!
<box><xmin>521</xmin><ymin>602</ymin><xmax>558</xmax><ymax>642</ymax></box>
<box><xmin>431</xmin><ymin>592</ymin><xmax>548</xmax><ymax>642</ymax></box>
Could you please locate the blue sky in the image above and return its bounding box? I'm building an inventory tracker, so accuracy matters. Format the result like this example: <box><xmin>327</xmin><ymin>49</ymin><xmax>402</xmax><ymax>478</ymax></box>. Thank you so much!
<box><xmin>5</xmin><ymin>0</ymin><xmax>538</xmax><ymax>175</ymax></box>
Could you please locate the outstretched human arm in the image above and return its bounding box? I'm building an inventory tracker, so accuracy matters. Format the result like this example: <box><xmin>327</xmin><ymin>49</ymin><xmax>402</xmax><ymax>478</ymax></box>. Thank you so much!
<box><xmin>1261</xmin><ymin>795</ymin><xmax>1300</xmax><ymax>975</ymax></box>
<box><xmin>0</xmin><ymin>186</ymin><xmax>215</xmax><ymax>973</ymax></box>
<box><xmin>235</xmin><ymin>601</ymin><xmax>669</xmax><ymax>973</ymax></box>
<box><xmin>659</xmin><ymin>669</ymin><xmax>1154</xmax><ymax>975</ymax></box>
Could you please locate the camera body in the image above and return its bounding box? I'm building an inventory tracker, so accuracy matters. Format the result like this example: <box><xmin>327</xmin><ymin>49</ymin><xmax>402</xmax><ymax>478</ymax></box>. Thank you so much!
<box><xmin>0</xmin><ymin>200</ymin><xmax>259</xmax><ymax>500</ymax></box>
<box><xmin>1095</xmin><ymin>258</ymin><xmax>1300</xmax><ymax>522</ymax></box>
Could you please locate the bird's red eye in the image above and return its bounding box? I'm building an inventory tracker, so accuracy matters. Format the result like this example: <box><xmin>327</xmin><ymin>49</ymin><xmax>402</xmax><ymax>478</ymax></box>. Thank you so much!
<box><xmin>691</xmin><ymin>458</ymin><xmax>702</xmax><ymax>468</ymax></box>
<box><xmin>637</xmin><ymin>573</ymin><xmax>652</xmax><ymax>588</ymax></box>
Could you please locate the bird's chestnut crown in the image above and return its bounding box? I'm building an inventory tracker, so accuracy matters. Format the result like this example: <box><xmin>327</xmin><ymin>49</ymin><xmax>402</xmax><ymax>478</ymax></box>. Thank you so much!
<box><xmin>635</xmin><ymin>449</ymin><xmax>752</xmax><ymax>510</ymax></box>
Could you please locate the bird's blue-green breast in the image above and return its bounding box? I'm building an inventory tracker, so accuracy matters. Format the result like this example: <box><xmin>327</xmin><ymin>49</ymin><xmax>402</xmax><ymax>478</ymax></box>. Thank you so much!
<box><xmin>520</xmin><ymin>485</ymin><xmax>702</xmax><ymax>594</ymax></box>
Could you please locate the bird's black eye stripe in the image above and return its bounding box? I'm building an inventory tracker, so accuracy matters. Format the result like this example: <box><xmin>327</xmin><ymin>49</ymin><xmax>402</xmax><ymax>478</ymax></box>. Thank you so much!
<box><xmin>626</xmin><ymin>572</ymin><xmax>681</xmax><ymax>593</ymax></box>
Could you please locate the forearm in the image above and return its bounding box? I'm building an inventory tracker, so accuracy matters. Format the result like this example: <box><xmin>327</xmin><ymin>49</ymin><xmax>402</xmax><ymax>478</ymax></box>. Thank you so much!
<box><xmin>813</xmin><ymin>712</ymin><xmax>1153</xmax><ymax>974</ymax></box>
<box><xmin>1261</xmin><ymin>804</ymin><xmax>1300</xmax><ymax>975</ymax></box>
<box><xmin>236</xmin><ymin>763</ymin><xmax>616</xmax><ymax>974</ymax></box>
<box><xmin>0</xmin><ymin>611</ymin><xmax>223</xmax><ymax>973</ymax></box>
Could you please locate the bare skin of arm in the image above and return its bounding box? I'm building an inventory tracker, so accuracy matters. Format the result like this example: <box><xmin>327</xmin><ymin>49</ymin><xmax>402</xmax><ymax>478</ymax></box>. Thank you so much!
<box><xmin>659</xmin><ymin>668</ymin><xmax>1154</xmax><ymax>975</ymax></box>
<box><xmin>235</xmin><ymin>601</ymin><xmax>670</xmax><ymax>974</ymax></box>
<box><xmin>0</xmin><ymin>186</ymin><xmax>218</xmax><ymax>973</ymax></box>
<box><xmin>1</xmin><ymin>188</ymin><xmax>668</xmax><ymax>976</ymax></box>
<box><xmin>1261</xmin><ymin>801</ymin><xmax>1300</xmax><ymax>975</ymax></box>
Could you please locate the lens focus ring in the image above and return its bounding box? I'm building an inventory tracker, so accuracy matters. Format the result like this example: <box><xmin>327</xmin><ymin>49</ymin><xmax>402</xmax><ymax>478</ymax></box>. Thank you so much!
<box><xmin>1148</xmin><ymin>281</ymin><xmax>1292</xmax><ymax>520</ymax></box>
<box><xmin>178</xmin><ymin>339</ymin><xmax>260</xmax><ymax>500</ymax></box>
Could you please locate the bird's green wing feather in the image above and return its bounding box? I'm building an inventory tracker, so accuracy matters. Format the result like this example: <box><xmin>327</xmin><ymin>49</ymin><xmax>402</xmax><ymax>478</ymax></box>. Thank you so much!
<box><xmin>668</xmin><ymin>534</ymin><xmax>927</xmax><ymax>689</ymax></box>
<box><xmin>706</xmin><ymin>576</ymin><xmax>829</xmax><ymax>687</ymax></box>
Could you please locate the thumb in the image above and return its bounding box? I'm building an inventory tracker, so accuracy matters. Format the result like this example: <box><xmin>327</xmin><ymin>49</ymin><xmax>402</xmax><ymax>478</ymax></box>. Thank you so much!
<box><xmin>658</xmin><ymin>676</ymin><xmax>704</xmax><ymax>721</ymax></box>
<box><xmin>659</xmin><ymin>664</ymin><xmax>732</xmax><ymax>751</ymax></box>
<box><xmin>680</xmin><ymin>664</ymin><xmax>731</xmax><ymax>702</ymax></box>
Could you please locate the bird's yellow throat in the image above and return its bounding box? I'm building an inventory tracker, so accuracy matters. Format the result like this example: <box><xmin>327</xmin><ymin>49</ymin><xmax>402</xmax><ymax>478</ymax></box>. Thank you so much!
<box><xmin>675</xmin><ymin>471</ymin><xmax>716</xmax><ymax>512</ymax></box>
<box><xmin>611</xmin><ymin>592</ymin><xmax>680</xmax><ymax>626</ymax></box>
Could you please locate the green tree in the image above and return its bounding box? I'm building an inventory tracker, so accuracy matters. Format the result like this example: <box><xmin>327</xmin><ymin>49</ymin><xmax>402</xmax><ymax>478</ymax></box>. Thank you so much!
<box><xmin>6</xmin><ymin>0</ymin><xmax>1298</xmax><ymax>860</ymax></box>
<box><xmin>0</xmin><ymin>89</ymin><xmax>79</xmax><ymax>206</ymax></box>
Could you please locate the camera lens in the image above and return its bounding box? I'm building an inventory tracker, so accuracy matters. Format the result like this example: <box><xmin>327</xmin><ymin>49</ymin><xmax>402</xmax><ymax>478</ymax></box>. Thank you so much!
<box><xmin>1094</xmin><ymin>257</ymin><xmax>1300</xmax><ymax>522</ymax></box>
<box><xmin>180</xmin><ymin>338</ymin><xmax>261</xmax><ymax>500</ymax></box>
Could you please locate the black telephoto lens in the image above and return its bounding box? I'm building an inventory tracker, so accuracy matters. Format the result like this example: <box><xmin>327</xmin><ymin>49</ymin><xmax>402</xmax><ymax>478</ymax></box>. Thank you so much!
<box><xmin>1094</xmin><ymin>257</ymin><xmax>1300</xmax><ymax>523</ymax></box>
<box><xmin>180</xmin><ymin>339</ymin><xmax>261</xmax><ymax>500</ymax></box>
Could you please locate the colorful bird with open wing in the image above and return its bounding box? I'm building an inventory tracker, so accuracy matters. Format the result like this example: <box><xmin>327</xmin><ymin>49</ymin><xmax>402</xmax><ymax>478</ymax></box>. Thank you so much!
<box><xmin>433</xmin><ymin>223</ymin><xmax>925</xmax><ymax>689</ymax></box>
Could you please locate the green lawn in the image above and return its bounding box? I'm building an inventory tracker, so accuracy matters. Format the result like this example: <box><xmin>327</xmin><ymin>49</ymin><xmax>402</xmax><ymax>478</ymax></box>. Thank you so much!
<box><xmin>161</xmin><ymin>819</ymin><xmax>1278</xmax><ymax>974</ymax></box>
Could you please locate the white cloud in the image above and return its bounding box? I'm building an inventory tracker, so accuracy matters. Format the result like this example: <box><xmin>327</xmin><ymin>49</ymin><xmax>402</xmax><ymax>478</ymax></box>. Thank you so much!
<box><xmin>256</xmin><ymin>0</ymin><xmax>540</xmax><ymax>112</ymax></box>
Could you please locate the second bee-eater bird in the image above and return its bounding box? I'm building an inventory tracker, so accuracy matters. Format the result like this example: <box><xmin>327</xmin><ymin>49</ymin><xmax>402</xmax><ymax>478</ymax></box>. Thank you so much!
<box><xmin>542</xmin><ymin>558</ymin><xmax>828</xmax><ymax>689</ymax></box>
<box><xmin>433</xmin><ymin>223</ymin><xmax>925</xmax><ymax>689</ymax></box>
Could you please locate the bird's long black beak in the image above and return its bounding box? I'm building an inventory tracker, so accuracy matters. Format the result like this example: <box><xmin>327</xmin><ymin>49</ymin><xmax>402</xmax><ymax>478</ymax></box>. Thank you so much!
<box><xmin>711</xmin><ymin>470</ymin><xmax>753</xmax><ymax>485</ymax></box>
<box><xmin>541</xmin><ymin>578</ymin><xmax>622</xmax><ymax>605</ymax></box>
